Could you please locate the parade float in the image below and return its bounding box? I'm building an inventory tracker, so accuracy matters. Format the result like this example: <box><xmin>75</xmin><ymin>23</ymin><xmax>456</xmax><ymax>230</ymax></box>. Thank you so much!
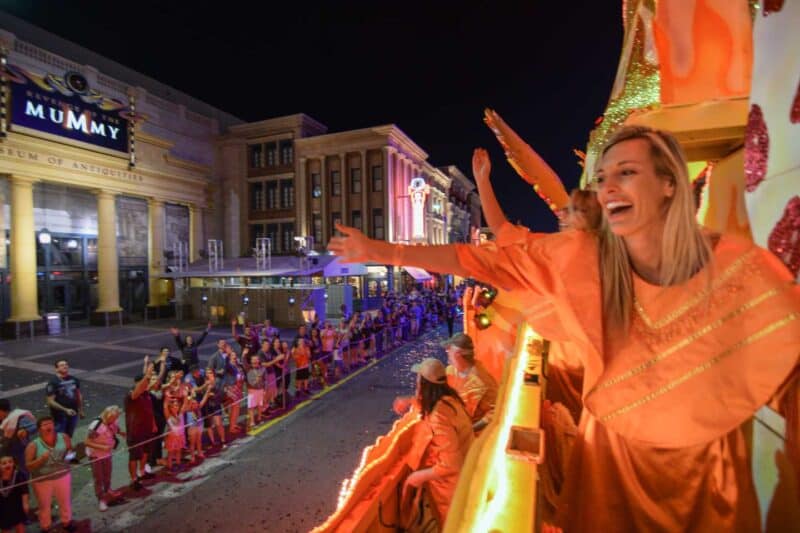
<box><xmin>314</xmin><ymin>1</ymin><xmax>799</xmax><ymax>531</ymax></box>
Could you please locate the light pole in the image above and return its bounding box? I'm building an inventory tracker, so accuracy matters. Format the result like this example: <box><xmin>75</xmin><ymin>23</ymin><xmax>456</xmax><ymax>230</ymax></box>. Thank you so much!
<box><xmin>38</xmin><ymin>228</ymin><xmax>51</xmax><ymax>312</ymax></box>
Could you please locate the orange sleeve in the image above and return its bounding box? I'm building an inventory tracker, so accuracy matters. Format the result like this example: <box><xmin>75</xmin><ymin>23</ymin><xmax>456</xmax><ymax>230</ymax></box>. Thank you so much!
<box><xmin>454</xmin><ymin>231</ymin><xmax>572</xmax><ymax>295</ymax></box>
<box><xmin>494</xmin><ymin>221</ymin><xmax>544</xmax><ymax>248</ymax></box>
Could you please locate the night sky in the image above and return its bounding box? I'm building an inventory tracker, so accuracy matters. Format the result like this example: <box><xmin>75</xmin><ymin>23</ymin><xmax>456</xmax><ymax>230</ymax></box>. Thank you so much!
<box><xmin>2</xmin><ymin>1</ymin><xmax>622</xmax><ymax>232</ymax></box>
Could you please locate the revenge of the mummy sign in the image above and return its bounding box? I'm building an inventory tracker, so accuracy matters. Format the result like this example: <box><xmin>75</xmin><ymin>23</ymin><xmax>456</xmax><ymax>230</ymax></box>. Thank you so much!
<box><xmin>7</xmin><ymin>65</ymin><xmax>133</xmax><ymax>154</ymax></box>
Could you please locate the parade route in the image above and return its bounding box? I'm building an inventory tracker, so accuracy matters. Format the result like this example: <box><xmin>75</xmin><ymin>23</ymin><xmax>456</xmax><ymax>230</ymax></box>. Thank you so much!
<box><xmin>0</xmin><ymin>320</ymin><xmax>451</xmax><ymax>532</ymax></box>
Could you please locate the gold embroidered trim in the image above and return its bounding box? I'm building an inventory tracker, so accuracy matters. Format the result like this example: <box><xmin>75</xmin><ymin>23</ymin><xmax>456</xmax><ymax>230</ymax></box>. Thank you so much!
<box><xmin>594</xmin><ymin>288</ymin><xmax>781</xmax><ymax>392</ymax></box>
<box><xmin>634</xmin><ymin>249</ymin><xmax>757</xmax><ymax>330</ymax></box>
<box><xmin>599</xmin><ymin>313</ymin><xmax>799</xmax><ymax>422</ymax></box>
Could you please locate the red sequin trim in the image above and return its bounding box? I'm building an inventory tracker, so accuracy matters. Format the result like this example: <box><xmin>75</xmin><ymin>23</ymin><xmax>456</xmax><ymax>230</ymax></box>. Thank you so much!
<box><xmin>791</xmin><ymin>77</ymin><xmax>800</xmax><ymax>123</ymax></box>
<box><xmin>762</xmin><ymin>0</ymin><xmax>785</xmax><ymax>16</ymax></box>
<box><xmin>745</xmin><ymin>104</ymin><xmax>769</xmax><ymax>192</ymax></box>
<box><xmin>768</xmin><ymin>196</ymin><xmax>800</xmax><ymax>277</ymax></box>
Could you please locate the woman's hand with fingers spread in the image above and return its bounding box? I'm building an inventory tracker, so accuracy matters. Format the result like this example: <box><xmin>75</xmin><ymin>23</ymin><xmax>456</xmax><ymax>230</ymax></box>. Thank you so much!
<box><xmin>472</xmin><ymin>148</ymin><xmax>491</xmax><ymax>184</ymax></box>
<box><xmin>328</xmin><ymin>223</ymin><xmax>377</xmax><ymax>263</ymax></box>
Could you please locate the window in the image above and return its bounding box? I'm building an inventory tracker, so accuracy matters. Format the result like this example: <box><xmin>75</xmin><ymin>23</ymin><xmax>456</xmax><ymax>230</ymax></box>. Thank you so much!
<box><xmin>311</xmin><ymin>173</ymin><xmax>322</xmax><ymax>198</ymax></box>
<box><xmin>350</xmin><ymin>168</ymin><xmax>362</xmax><ymax>194</ymax></box>
<box><xmin>313</xmin><ymin>213</ymin><xmax>322</xmax><ymax>245</ymax></box>
<box><xmin>280</xmin><ymin>179</ymin><xmax>295</xmax><ymax>209</ymax></box>
<box><xmin>249</xmin><ymin>145</ymin><xmax>263</xmax><ymax>168</ymax></box>
<box><xmin>266</xmin><ymin>224</ymin><xmax>279</xmax><ymax>252</ymax></box>
<box><xmin>280</xmin><ymin>140</ymin><xmax>294</xmax><ymax>165</ymax></box>
<box><xmin>281</xmin><ymin>223</ymin><xmax>295</xmax><ymax>253</ymax></box>
<box><xmin>266</xmin><ymin>142</ymin><xmax>277</xmax><ymax>166</ymax></box>
<box><xmin>352</xmin><ymin>210</ymin><xmax>362</xmax><ymax>231</ymax></box>
<box><xmin>331</xmin><ymin>212</ymin><xmax>342</xmax><ymax>237</ymax></box>
<box><xmin>371</xmin><ymin>165</ymin><xmax>383</xmax><ymax>192</ymax></box>
<box><xmin>250</xmin><ymin>182</ymin><xmax>265</xmax><ymax>211</ymax></box>
<box><xmin>372</xmin><ymin>208</ymin><xmax>384</xmax><ymax>240</ymax></box>
<box><xmin>250</xmin><ymin>224</ymin><xmax>265</xmax><ymax>249</ymax></box>
<box><xmin>266</xmin><ymin>181</ymin><xmax>279</xmax><ymax>209</ymax></box>
<box><xmin>330</xmin><ymin>170</ymin><xmax>341</xmax><ymax>196</ymax></box>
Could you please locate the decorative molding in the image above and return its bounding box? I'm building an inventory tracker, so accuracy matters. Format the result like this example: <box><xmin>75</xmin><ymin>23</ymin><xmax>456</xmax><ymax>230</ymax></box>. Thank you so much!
<box><xmin>163</xmin><ymin>153</ymin><xmax>212</xmax><ymax>175</ymax></box>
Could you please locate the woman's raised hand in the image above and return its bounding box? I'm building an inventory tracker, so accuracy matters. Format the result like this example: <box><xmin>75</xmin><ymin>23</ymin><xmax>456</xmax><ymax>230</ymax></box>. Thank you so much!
<box><xmin>472</xmin><ymin>148</ymin><xmax>491</xmax><ymax>184</ymax></box>
<box><xmin>327</xmin><ymin>223</ymin><xmax>374</xmax><ymax>263</ymax></box>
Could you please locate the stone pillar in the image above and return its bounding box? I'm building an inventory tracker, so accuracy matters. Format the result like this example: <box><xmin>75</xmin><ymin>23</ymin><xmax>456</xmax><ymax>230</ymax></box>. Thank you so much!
<box><xmin>189</xmin><ymin>204</ymin><xmax>204</xmax><ymax>262</ymax></box>
<box><xmin>382</xmin><ymin>146</ymin><xmax>395</xmax><ymax>242</ymax></box>
<box><xmin>8</xmin><ymin>175</ymin><xmax>40</xmax><ymax>322</ymax></box>
<box><xmin>340</xmin><ymin>152</ymin><xmax>348</xmax><ymax>226</ymax></box>
<box><xmin>395</xmin><ymin>155</ymin><xmax>404</xmax><ymax>242</ymax></box>
<box><xmin>320</xmin><ymin>157</ymin><xmax>329</xmax><ymax>244</ymax></box>
<box><xmin>0</xmin><ymin>181</ymin><xmax>6</xmax><ymax>272</ymax></box>
<box><xmin>95</xmin><ymin>190</ymin><xmax>122</xmax><ymax>313</ymax></box>
<box><xmin>148</xmin><ymin>198</ymin><xmax>165</xmax><ymax>307</ymax></box>
<box><xmin>360</xmin><ymin>149</ymin><xmax>369</xmax><ymax>235</ymax></box>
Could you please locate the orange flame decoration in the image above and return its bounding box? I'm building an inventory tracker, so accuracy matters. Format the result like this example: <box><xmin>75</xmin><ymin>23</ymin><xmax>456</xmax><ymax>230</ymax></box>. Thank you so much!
<box><xmin>483</xmin><ymin>108</ymin><xmax>570</xmax><ymax>212</ymax></box>
<box><xmin>312</xmin><ymin>412</ymin><xmax>421</xmax><ymax>532</ymax></box>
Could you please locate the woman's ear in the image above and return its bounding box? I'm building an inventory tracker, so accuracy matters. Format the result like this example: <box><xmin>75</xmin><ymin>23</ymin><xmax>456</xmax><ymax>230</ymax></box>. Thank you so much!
<box><xmin>664</xmin><ymin>179</ymin><xmax>676</xmax><ymax>198</ymax></box>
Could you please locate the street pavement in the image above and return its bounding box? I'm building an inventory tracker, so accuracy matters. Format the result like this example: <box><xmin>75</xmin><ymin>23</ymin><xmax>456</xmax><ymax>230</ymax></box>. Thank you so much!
<box><xmin>0</xmin><ymin>319</ymin><xmax>451</xmax><ymax>532</ymax></box>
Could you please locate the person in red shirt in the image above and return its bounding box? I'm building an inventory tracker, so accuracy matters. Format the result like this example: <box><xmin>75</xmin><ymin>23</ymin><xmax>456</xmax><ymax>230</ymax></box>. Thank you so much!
<box><xmin>292</xmin><ymin>338</ymin><xmax>311</xmax><ymax>394</ymax></box>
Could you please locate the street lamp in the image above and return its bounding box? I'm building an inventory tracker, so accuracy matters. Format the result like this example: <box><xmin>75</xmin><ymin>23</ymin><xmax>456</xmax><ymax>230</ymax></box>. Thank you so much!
<box><xmin>38</xmin><ymin>228</ymin><xmax>52</xmax><ymax>245</ymax></box>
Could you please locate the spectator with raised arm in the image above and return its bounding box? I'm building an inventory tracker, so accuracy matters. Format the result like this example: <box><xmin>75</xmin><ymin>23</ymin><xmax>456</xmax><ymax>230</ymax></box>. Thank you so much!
<box><xmin>231</xmin><ymin>319</ymin><xmax>260</xmax><ymax>354</ymax></box>
<box><xmin>125</xmin><ymin>359</ymin><xmax>156</xmax><ymax>491</ymax></box>
<box><xmin>171</xmin><ymin>321</ymin><xmax>212</xmax><ymax>371</ymax></box>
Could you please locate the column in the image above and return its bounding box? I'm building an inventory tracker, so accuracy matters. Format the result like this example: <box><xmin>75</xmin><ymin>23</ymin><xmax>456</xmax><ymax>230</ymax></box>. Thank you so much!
<box><xmin>340</xmin><ymin>152</ymin><xmax>349</xmax><ymax>226</ymax></box>
<box><xmin>189</xmin><ymin>203</ymin><xmax>204</xmax><ymax>262</ymax></box>
<box><xmin>320</xmin><ymin>157</ymin><xmax>329</xmax><ymax>245</ymax></box>
<box><xmin>148</xmin><ymin>198</ymin><xmax>165</xmax><ymax>308</ymax></box>
<box><xmin>396</xmin><ymin>154</ymin><xmax>405</xmax><ymax>242</ymax></box>
<box><xmin>360</xmin><ymin>149</ymin><xmax>369</xmax><ymax>235</ymax></box>
<box><xmin>95</xmin><ymin>190</ymin><xmax>122</xmax><ymax>313</ymax></box>
<box><xmin>8</xmin><ymin>175</ymin><xmax>40</xmax><ymax>322</ymax></box>
<box><xmin>382</xmin><ymin>146</ymin><xmax>395</xmax><ymax>243</ymax></box>
<box><xmin>297</xmin><ymin>157</ymin><xmax>307</xmax><ymax>236</ymax></box>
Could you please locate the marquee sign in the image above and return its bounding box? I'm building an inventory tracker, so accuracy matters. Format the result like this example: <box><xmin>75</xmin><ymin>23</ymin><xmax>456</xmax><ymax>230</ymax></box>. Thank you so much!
<box><xmin>7</xmin><ymin>64</ymin><xmax>135</xmax><ymax>154</ymax></box>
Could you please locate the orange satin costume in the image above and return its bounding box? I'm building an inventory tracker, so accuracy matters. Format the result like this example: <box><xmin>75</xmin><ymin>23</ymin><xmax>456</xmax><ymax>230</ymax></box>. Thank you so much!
<box><xmin>489</xmin><ymin>223</ymin><xmax>586</xmax><ymax>422</ymax></box>
<box><xmin>454</xmin><ymin>228</ymin><xmax>800</xmax><ymax>532</ymax></box>
<box><xmin>446</xmin><ymin>361</ymin><xmax>498</xmax><ymax>431</ymax></box>
<box><xmin>410</xmin><ymin>396</ymin><xmax>475</xmax><ymax>527</ymax></box>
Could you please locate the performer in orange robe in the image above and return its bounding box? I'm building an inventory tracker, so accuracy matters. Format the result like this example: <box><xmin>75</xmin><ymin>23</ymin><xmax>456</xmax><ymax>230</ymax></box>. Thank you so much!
<box><xmin>329</xmin><ymin>126</ymin><xmax>799</xmax><ymax>531</ymax></box>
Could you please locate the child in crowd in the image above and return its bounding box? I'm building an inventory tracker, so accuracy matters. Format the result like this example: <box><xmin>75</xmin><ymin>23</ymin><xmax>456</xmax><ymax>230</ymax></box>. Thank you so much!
<box><xmin>0</xmin><ymin>453</ymin><xmax>29</xmax><ymax>533</ymax></box>
<box><xmin>186</xmin><ymin>385</ymin><xmax>210</xmax><ymax>463</ymax></box>
<box><xmin>164</xmin><ymin>396</ymin><xmax>188</xmax><ymax>471</ymax></box>
<box><xmin>84</xmin><ymin>405</ymin><xmax>124</xmax><ymax>511</ymax></box>
<box><xmin>293</xmin><ymin>338</ymin><xmax>311</xmax><ymax>394</ymax></box>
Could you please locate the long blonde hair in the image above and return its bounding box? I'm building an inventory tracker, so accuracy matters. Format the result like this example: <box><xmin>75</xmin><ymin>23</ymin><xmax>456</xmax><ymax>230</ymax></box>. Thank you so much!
<box><xmin>597</xmin><ymin>126</ymin><xmax>712</xmax><ymax>332</ymax></box>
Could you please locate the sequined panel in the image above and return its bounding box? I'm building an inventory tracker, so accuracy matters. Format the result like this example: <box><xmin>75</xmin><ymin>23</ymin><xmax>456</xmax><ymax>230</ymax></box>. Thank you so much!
<box><xmin>762</xmin><ymin>0</ymin><xmax>785</xmax><ymax>16</ymax></box>
<box><xmin>744</xmin><ymin>104</ymin><xmax>769</xmax><ymax>192</ymax></box>
<box><xmin>767</xmin><ymin>196</ymin><xmax>800</xmax><ymax>277</ymax></box>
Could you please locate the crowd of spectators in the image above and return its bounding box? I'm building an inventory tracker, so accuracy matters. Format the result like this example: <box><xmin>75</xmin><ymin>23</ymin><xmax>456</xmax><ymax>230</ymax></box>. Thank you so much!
<box><xmin>0</xmin><ymin>286</ymin><xmax>461</xmax><ymax>531</ymax></box>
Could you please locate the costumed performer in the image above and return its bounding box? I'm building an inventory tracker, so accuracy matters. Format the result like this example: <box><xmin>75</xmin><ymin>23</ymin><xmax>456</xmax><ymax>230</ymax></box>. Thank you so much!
<box><xmin>329</xmin><ymin>125</ymin><xmax>800</xmax><ymax>531</ymax></box>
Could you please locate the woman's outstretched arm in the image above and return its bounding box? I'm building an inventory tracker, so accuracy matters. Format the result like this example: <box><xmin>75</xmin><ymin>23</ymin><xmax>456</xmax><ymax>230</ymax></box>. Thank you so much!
<box><xmin>472</xmin><ymin>148</ymin><xmax>508</xmax><ymax>233</ymax></box>
<box><xmin>328</xmin><ymin>224</ymin><xmax>470</xmax><ymax>278</ymax></box>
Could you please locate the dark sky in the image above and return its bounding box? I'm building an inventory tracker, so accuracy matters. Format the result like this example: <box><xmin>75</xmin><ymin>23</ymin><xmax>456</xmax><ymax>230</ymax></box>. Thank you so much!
<box><xmin>2</xmin><ymin>1</ymin><xmax>622</xmax><ymax>232</ymax></box>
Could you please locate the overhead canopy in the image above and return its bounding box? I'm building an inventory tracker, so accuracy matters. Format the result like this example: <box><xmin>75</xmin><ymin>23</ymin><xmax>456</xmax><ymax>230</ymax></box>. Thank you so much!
<box><xmin>323</xmin><ymin>257</ymin><xmax>368</xmax><ymax>277</ymax></box>
<box><xmin>402</xmin><ymin>266</ymin><xmax>433</xmax><ymax>281</ymax></box>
